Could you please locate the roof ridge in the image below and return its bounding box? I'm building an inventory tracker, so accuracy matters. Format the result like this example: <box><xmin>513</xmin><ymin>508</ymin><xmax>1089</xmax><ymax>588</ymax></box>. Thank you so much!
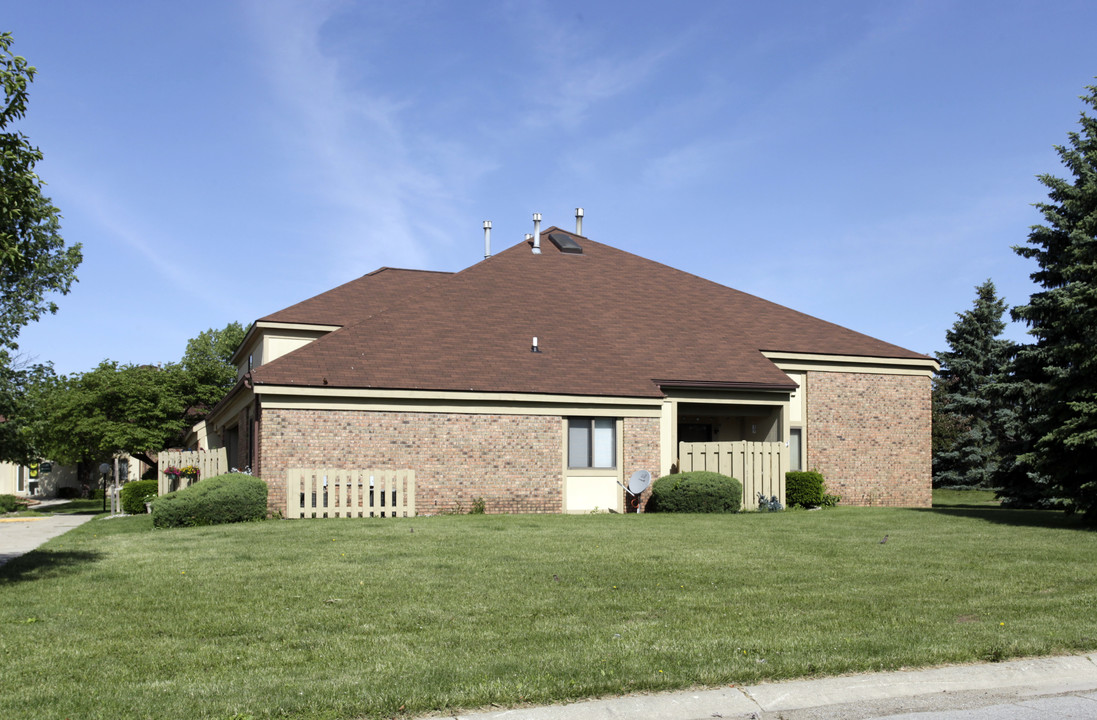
<box><xmin>365</xmin><ymin>267</ymin><xmax>455</xmax><ymax>277</ymax></box>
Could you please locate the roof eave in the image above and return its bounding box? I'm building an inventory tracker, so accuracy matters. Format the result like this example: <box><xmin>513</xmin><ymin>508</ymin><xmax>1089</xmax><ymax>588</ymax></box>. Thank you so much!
<box><xmin>653</xmin><ymin>379</ymin><xmax>799</xmax><ymax>392</ymax></box>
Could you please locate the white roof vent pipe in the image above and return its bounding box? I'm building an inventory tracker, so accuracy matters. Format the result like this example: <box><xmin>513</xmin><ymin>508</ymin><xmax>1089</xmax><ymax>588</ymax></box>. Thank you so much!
<box><xmin>575</xmin><ymin>207</ymin><xmax>584</xmax><ymax>235</ymax></box>
<box><xmin>532</xmin><ymin>212</ymin><xmax>542</xmax><ymax>254</ymax></box>
<box><xmin>483</xmin><ymin>220</ymin><xmax>492</xmax><ymax>260</ymax></box>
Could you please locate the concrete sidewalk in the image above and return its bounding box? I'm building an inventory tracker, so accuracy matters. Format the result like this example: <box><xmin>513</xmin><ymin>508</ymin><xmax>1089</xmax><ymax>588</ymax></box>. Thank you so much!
<box><xmin>0</xmin><ymin>509</ymin><xmax>94</xmax><ymax>566</ymax></box>
<box><xmin>445</xmin><ymin>653</ymin><xmax>1097</xmax><ymax>720</ymax></box>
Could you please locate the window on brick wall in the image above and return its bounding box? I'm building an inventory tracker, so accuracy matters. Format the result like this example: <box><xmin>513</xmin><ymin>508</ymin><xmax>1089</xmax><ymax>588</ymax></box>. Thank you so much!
<box><xmin>789</xmin><ymin>428</ymin><xmax>803</xmax><ymax>471</ymax></box>
<box><xmin>568</xmin><ymin>418</ymin><xmax>616</xmax><ymax>468</ymax></box>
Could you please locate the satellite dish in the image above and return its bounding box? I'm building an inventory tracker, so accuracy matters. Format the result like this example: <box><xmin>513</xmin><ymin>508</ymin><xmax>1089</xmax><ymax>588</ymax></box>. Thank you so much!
<box><xmin>627</xmin><ymin>470</ymin><xmax>651</xmax><ymax>495</ymax></box>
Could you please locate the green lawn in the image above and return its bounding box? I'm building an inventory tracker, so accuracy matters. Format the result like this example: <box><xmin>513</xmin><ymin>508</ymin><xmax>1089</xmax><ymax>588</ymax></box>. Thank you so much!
<box><xmin>1</xmin><ymin>498</ymin><xmax>109</xmax><ymax>518</ymax></box>
<box><xmin>1</xmin><ymin>503</ymin><xmax>1094</xmax><ymax>720</ymax></box>
<box><xmin>932</xmin><ymin>488</ymin><xmax>1002</xmax><ymax>508</ymax></box>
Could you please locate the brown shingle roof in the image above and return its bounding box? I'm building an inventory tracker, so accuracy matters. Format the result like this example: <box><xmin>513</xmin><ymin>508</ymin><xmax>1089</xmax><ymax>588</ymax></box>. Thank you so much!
<box><xmin>252</xmin><ymin>229</ymin><xmax>929</xmax><ymax>398</ymax></box>
<box><xmin>261</xmin><ymin>267</ymin><xmax>452</xmax><ymax>326</ymax></box>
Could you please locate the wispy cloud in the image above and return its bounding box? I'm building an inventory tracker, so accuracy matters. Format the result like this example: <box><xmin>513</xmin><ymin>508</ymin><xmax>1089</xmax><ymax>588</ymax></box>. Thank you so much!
<box><xmin>241</xmin><ymin>0</ymin><xmax>494</xmax><ymax>276</ymax></box>
<box><xmin>49</xmin><ymin>168</ymin><xmax>194</xmax><ymax>290</ymax></box>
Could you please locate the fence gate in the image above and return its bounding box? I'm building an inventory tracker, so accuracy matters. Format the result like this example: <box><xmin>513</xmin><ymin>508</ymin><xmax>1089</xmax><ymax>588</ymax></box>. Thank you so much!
<box><xmin>286</xmin><ymin>468</ymin><xmax>416</xmax><ymax>518</ymax></box>
<box><xmin>157</xmin><ymin>448</ymin><xmax>229</xmax><ymax>495</ymax></box>
<box><xmin>678</xmin><ymin>441</ymin><xmax>787</xmax><ymax>510</ymax></box>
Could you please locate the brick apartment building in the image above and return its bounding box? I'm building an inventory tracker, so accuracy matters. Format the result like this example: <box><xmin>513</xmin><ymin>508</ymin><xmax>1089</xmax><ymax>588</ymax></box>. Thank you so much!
<box><xmin>198</xmin><ymin>217</ymin><xmax>937</xmax><ymax>515</ymax></box>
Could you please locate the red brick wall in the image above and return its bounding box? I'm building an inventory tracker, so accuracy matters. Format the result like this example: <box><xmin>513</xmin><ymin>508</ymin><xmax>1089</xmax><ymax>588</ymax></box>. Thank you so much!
<box><xmin>622</xmin><ymin>416</ymin><xmax>661</xmax><ymax>511</ymax></box>
<box><xmin>806</xmin><ymin>372</ymin><xmax>931</xmax><ymax>507</ymax></box>
<box><xmin>259</xmin><ymin>409</ymin><xmax>663</xmax><ymax>515</ymax></box>
<box><xmin>261</xmin><ymin>409</ymin><xmax>536</xmax><ymax>515</ymax></box>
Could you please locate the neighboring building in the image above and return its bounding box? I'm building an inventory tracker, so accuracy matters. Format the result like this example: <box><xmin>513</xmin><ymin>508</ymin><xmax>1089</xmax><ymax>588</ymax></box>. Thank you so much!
<box><xmin>0</xmin><ymin>458</ymin><xmax>145</xmax><ymax>499</ymax></box>
<box><xmin>0</xmin><ymin>461</ymin><xmax>81</xmax><ymax>497</ymax></box>
<box><xmin>202</xmin><ymin>219</ymin><xmax>937</xmax><ymax>515</ymax></box>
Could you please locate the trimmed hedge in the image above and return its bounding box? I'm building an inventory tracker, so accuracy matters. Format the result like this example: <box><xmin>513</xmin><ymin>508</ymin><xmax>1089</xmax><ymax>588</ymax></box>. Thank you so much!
<box><xmin>0</xmin><ymin>494</ymin><xmax>26</xmax><ymax>513</ymax></box>
<box><xmin>785</xmin><ymin>470</ymin><xmax>839</xmax><ymax>508</ymax></box>
<box><xmin>120</xmin><ymin>479</ymin><xmax>159</xmax><ymax>515</ymax></box>
<box><xmin>646</xmin><ymin>471</ymin><xmax>743</xmax><ymax>513</ymax></box>
<box><xmin>152</xmin><ymin>473</ymin><xmax>267</xmax><ymax>529</ymax></box>
<box><xmin>786</xmin><ymin>471</ymin><xmax>825</xmax><ymax>507</ymax></box>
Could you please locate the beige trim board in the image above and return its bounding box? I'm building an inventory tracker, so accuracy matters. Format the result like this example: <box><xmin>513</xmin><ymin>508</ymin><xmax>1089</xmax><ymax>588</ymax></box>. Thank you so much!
<box><xmin>661</xmin><ymin>388</ymin><xmax>792</xmax><ymax>405</ymax></box>
<box><xmin>255</xmin><ymin>385</ymin><xmax>664</xmax><ymax>405</ymax></box>
<box><xmin>206</xmin><ymin>387</ymin><xmax>254</xmax><ymax>431</ymax></box>
<box><xmin>763</xmin><ymin>351</ymin><xmax>938</xmax><ymax>377</ymax></box>
<box><xmin>255</xmin><ymin>384</ymin><xmax>664</xmax><ymax>407</ymax></box>
<box><xmin>254</xmin><ymin>321</ymin><xmax>341</xmax><ymax>333</ymax></box>
<box><xmin>231</xmin><ymin>321</ymin><xmax>341</xmax><ymax>366</ymax></box>
<box><xmin>562</xmin><ymin>417</ymin><xmax>624</xmax><ymax>513</ymax></box>
<box><xmin>261</xmin><ymin>395</ymin><xmax>662</xmax><ymax>418</ymax></box>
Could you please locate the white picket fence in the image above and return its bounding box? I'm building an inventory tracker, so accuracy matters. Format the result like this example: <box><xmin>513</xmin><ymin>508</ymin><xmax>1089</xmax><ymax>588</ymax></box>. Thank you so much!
<box><xmin>157</xmin><ymin>448</ymin><xmax>229</xmax><ymax>495</ymax></box>
<box><xmin>286</xmin><ymin>468</ymin><xmax>416</xmax><ymax>518</ymax></box>
<box><xmin>678</xmin><ymin>441</ymin><xmax>787</xmax><ymax>510</ymax></box>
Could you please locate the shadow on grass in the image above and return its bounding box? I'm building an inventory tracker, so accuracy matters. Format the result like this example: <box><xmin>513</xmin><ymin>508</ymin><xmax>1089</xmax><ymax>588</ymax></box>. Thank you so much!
<box><xmin>28</xmin><ymin>500</ymin><xmax>107</xmax><ymax>516</ymax></box>
<box><xmin>0</xmin><ymin>549</ymin><xmax>102</xmax><ymax>583</ymax></box>
<box><xmin>931</xmin><ymin>502</ymin><xmax>1002</xmax><ymax>510</ymax></box>
<box><xmin>909</xmin><ymin>506</ymin><xmax>1094</xmax><ymax>532</ymax></box>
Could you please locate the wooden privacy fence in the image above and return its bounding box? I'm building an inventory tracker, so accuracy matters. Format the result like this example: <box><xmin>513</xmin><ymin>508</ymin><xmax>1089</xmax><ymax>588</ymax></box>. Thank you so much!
<box><xmin>157</xmin><ymin>448</ymin><xmax>229</xmax><ymax>495</ymax></box>
<box><xmin>286</xmin><ymin>468</ymin><xmax>416</xmax><ymax>518</ymax></box>
<box><xmin>678</xmin><ymin>441</ymin><xmax>787</xmax><ymax>510</ymax></box>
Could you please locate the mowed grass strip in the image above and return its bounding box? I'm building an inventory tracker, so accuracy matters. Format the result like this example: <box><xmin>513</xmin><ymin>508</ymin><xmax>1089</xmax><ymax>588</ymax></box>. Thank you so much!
<box><xmin>1</xmin><ymin>502</ymin><xmax>1094</xmax><ymax>720</ymax></box>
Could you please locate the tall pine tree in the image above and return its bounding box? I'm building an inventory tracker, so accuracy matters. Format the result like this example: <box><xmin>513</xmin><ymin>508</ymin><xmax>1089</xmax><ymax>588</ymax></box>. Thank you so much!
<box><xmin>1008</xmin><ymin>84</ymin><xmax>1097</xmax><ymax>520</ymax></box>
<box><xmin>933</xmin><ymin>280</ymin><xmax>1011</xmax><ymax>487</ymax></box>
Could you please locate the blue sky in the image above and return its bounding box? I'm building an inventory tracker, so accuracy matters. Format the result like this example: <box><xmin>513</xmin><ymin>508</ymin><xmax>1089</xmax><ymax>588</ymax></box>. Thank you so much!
<box><xmin>6</xmin><ymin>1</ymin><xmax>1097</xmax><ymax>375</ymax></box>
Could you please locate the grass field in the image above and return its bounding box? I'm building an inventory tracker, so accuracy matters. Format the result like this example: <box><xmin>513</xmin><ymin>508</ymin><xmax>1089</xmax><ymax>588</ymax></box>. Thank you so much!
<box><xmin>932</xmin><ymin>488</ymin><xmax>1002</xmax><ymax>508</ymax></box>
<box><xmin>1</xmin><ymin>495</ymin><xmax>1094</xmax><ymax>719</ymax></box>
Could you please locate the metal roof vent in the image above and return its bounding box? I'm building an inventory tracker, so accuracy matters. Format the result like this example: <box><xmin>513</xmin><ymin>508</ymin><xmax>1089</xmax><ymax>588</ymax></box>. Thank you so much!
<box><xmin>548</xmin><ymin>232</ymin><xmax>583</xmax><ymax>254</ymax></box>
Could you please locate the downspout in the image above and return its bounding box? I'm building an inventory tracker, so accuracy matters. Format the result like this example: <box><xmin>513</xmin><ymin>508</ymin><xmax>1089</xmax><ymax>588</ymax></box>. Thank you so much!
<box><xmin>251</xmin><ymin>399</ymin><xmax>260</xmax><ymax>477</ymax></box>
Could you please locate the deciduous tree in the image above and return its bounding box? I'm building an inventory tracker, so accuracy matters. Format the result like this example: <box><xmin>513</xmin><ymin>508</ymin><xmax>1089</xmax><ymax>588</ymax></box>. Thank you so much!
<box><xmin>0</xmin><ymin>32</ymin><xmax>82</xmax><ymax>359</ymax></box>
<box><xmin>180</xmin><ymin>321</ymin><xmax>245</xmax><ymax>413</ymax></box>
<box><xmin>25</xmin><ymin>323</ymin><xmax>244</xmax><ymax>469</ymax></box>
<box><xmin>0</xmin><ymin>32</ymin><xmax>81</xmax><ymax>463</ymax></box>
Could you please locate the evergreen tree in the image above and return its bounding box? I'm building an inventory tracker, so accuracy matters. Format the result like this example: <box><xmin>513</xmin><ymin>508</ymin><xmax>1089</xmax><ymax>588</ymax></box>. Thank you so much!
<box><xmin>1007</xmin><ymin>84</ymin><xmax>1097</xmax><ymax>520</ymax></box>
<box><xmin>933</xmin><ymin>280</ymin><xmax>1011</xmax><ymax>487</ymax></box>
<box><xmin>990</xmin><ymin>343</ymin><xmax>1055</xmax><ymax>507</ymax></box>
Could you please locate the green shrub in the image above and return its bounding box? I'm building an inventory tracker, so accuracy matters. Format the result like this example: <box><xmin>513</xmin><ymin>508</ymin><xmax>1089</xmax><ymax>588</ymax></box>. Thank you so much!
<box><xmin>0</xmin><ymin>494</ymin><xmax>26</xmax><ymax>513</ymax></box>
<box><xmin>152</xmin><ymin>473</ymin><xmax>267</xmax><ymax>529</ymax></box>
<box><xmin>646</xmin><ymin>471</ymin><xmax>743</xmax><ymax>513</ymax></box>
<box><xmin>120</xmin><ymin>479</ymin><xmax>159</xmax><ymax>515</ymax></box>
<box><xmin>786</xmin><ymin>470</ymin><xmax>837</xmax><ymax>508</ymax></box>
<box><xmin>56</xmin><ymin>486</ymin><xmax>79</xmax><ymax>499</ymax></box>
